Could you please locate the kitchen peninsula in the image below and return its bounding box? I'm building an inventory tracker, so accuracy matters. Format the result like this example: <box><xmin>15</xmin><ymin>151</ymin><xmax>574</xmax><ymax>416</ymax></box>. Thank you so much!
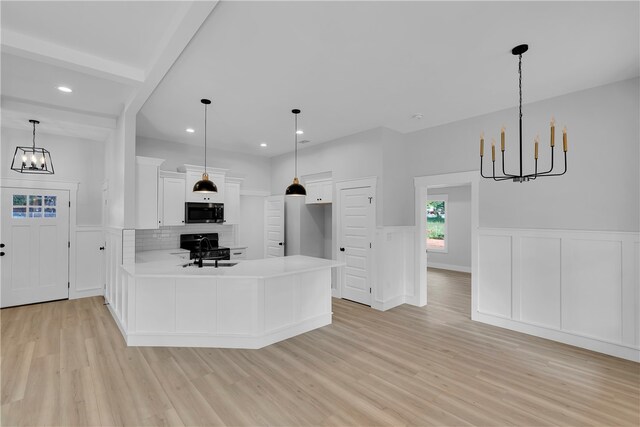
<box><xmin>109</xmin><ymin>253</ymin><xmax>342</xmax><ymax>348</ymax></box>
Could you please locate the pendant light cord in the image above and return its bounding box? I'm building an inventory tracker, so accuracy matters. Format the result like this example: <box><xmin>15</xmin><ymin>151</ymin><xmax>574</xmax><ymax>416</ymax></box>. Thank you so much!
<box><xmin>294</xmin><ymin>112</ymin><xmax>298</xmax><ymax>178</ymax></box>
<box><xmin>32</xmin><ymin>121</ymin><xmax>36</xmax><ymax>150</ymax></box>
<box><xmin>518</xmin><ymin>53</ymin><xmax>523</xmax><ymax>177</ymax></box>
<box><xmin>204</xmin><ymin>103</ymin><xmax>208</xmax><ymax>172</ymax></box>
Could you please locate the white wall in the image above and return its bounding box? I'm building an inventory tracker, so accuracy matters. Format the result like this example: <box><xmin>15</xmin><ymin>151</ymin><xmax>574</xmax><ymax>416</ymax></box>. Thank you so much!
<box><xmin>428</xmin><ymin>185</ymin><xmax>471</xmax><ymax>272</ymax></box>
<box><xmin>137</xmin><ymin>136</ymin><xmax>271</xmax><ymax>192</ymax></box>
<box><xmin>1</xmin><ymin>127</ymin><xmax>104</xmax><ymax>225</ymax></box>
<box><xmin>405</xmin><ymin>78</ymin><xmax>640</xmax><ymax>232</ymax></box>
<box><xmin>270</xmin><ymin>127</ymin><xmax>385</xmax><ymax>225</ymax></box>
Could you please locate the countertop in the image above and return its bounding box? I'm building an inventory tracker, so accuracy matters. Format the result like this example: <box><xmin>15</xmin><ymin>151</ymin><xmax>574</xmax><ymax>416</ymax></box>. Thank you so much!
<box><xmin>125</xmin><ymin>250</ymin><xmax>343</xmax><ymax>279</ymax></box>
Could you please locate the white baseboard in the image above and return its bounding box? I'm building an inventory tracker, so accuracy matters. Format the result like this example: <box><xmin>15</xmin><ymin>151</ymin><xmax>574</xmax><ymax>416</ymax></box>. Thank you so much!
<box><xmin>372</xmin><ymin>295</ymin><xmax>406</xmax><ymax>311</ymax></box>
<box><xmin>428</xmin><ymin>262</ymin><xmax>471</xmax><ymax>273</ymax></box>
<box><xmin>474</xmin><ymin>311</ymin><xmax>640</xmax><ymax>362</ymax></box>
<box><xmin>70</xmin><ymin>288</ymin><xmax>104</xmax><ymax>300</ymax></box>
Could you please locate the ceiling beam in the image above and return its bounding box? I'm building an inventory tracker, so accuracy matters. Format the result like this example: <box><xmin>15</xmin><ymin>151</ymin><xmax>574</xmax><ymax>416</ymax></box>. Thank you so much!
<box><xmin>1</xmin><ymin>29</ymin><xmax>144</xmax><ymax>86</ymax></box>
<box><xmin>126</xmin><ymin>1</ymin><xmax>219</xmax><ymax>113</ymax></box>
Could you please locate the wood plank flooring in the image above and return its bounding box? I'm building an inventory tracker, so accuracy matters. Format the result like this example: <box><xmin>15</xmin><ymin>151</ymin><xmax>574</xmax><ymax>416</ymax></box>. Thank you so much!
<box><xmin>2</xmin><ymin>268</ymin><xmax>639</xmax><ymax>426</ymax></box>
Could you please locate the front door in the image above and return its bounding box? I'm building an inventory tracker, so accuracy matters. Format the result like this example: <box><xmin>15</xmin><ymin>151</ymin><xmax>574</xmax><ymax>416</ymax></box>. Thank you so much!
<box><xmin>338</xmin><ymin>186</ymin><xmax>373</xmax><ymax>305</ymax></box>
<box><xmin>1</xmin><ymin>188</ymin><xmax>70</xmax><ymax>308</ymax></box>
<box><xmin>264</xmin><ymin>195</ymin><xmax>285</xmax><ymax>258</ymax></box>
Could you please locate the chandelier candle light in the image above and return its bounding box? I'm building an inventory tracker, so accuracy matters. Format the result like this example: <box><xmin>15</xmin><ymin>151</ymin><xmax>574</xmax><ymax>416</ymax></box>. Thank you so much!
<box><xmin>11</xmin><ymin>119</ymin><xmax>54</xmax><ymax>174</ymax></box>
<box><xmin>480</xmin><ymin>44</ymin><xmax>568</xmax><ymax>182</ymax></box>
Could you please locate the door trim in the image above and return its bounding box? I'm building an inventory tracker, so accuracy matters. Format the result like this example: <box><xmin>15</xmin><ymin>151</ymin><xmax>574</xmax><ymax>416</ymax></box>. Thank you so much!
<box><xmin>1</xmin><ymin>178</ymin><xmax>79</xmax><ymax>300</ymax></box>
<box><xmin>413</xmin><ymin>171</ymin><xmax>479</xmax><ymax>312</ymax></box>
<box><xmin>335</xmin><ymin>176</ymin><xmax>377</xmax><ymax>302</ymax></box>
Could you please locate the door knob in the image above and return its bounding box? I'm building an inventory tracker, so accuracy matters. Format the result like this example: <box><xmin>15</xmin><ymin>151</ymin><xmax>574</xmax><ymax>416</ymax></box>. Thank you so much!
<box><xmin>278</xmin><ymin>242</ymin><xmax>284</xmax><ymax>246</ymax></box>
<box><xmin>339</xmin><ymin>247</ymin><xmax>345</xmax><ymax>252</ymax></box>
<box><xmin>0</xmin><ymin>252</ymin><xmax>5</xmax><ymax>256</ymax></box>
<box><xmin>0</xmin><ymin>243</ymin><xmax>4</xmax><ymax>248</ymax></box>
<box><xmin>99</xmin><ymin>246</ymin><xmax>105</xmax><ymax>251</ymax></box>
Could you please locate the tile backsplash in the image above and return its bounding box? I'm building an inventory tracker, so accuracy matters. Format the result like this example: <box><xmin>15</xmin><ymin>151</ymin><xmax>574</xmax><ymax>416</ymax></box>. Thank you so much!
<box><xmin>135</xmin><ymin>224</ymin><xmax>235</xmax><ymax>252</ymax></box>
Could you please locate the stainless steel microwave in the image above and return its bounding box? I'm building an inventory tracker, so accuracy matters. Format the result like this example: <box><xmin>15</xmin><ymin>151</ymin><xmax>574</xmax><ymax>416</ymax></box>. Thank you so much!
<box><xmin>185</xmin><ymin>202</ymin><xmax>224</xmax><ymax>224</ymax></box>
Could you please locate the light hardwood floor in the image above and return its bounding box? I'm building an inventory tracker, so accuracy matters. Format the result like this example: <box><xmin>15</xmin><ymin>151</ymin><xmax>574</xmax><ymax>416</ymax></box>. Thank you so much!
<box><xmin>2</xmin><ymin>268</ymin><xmax>639</xmax><ymax>426</ymax></box>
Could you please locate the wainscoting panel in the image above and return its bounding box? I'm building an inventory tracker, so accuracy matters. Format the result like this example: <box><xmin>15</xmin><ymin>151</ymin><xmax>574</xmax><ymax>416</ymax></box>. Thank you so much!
<box><xmin>562</xmin><ymin>239</ymin><xmax>622</xmax><ymax>343</ymax></box>
<box><xmin>478</xmin><ymin>234</ymin><xmax>512</xmax><ymax>318</ymax></box>
<box><xmin>373</xmin><ymin>227</ymin><xmax>415</xmax><ymax>311</ymax></box>
<box><xmin>519</xmin><ymin>237</ymin><xmax>561</xmax><ymax>329</ymax></box>
<box><xmin>477</xmin><ymin>228</ymin><xmax>639</xmax><ymax>361</ymax></box>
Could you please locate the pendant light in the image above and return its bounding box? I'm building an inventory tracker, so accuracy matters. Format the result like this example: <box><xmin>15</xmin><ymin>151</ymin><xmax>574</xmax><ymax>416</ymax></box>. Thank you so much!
<box><xmin>193</xmin><ymin>98</ymin><xmax>217</xmax><ymax>193</ymax></box>
<box><xmin>479</xmin><ymin>44</ymin><xmax>568</xmax><ymax>182</ymax></box>
<box><xmin>285</xmin><ymin>109</ymin><xmax>306</xmax><ymax>196</ymax></box>
<box><xmin>11</xmin><ymin>119</ymin><xmax>54</xmax><ymax>174</ymax></box>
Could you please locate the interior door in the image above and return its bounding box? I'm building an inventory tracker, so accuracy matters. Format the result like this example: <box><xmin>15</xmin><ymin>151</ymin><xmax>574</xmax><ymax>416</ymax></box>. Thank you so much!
<box><xmin>1</xmin><ymin>188</ymin><xmax>70</xmax><ymax>308</ymax></box>
<box><xmin>264</xmin><ymin>195</ymin><xmax>285</xmax><ymax>257</ymax></box>
<box><xmin>338</xmin><ymin>186</ymin><xmax>373</xmax><ymax>305</ymax></box>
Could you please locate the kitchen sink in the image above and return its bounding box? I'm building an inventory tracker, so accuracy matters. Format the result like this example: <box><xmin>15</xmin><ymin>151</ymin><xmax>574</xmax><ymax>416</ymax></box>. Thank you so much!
<box><xmin>183</xmin><ymin>261</ymin><xmax>238</xmax><ymax>268</ymax></box>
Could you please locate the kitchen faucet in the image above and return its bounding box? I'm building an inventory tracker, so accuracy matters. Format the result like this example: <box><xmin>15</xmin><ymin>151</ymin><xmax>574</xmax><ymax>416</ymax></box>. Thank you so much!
<box><xmin>196</xmin><ymin>236</ymin><xmax>212</xmax><ymax>268</ymax></box>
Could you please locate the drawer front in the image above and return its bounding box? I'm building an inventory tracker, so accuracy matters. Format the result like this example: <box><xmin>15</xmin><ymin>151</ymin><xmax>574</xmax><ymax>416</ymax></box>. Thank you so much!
<box><xmin>230</xmin><ymin>248</ymin><xmax>247</xmax><ymax>260</ymax></box>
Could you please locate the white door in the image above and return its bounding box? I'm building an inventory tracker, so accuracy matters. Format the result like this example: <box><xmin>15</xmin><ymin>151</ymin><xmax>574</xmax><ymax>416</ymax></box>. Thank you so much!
<box><xmin>264</xmin><ymin>195</ymin><xmax>285</xmax><ymax>257</ymax></box>
<box><xmin>338</xmin><ymin>186</ymin><xmax>373</xmax><ymax>305</ymax></box>
<box><xmin>1</xmin><ymin>188</ymin><xmax>70</xmax><ymax>308</ymax></box>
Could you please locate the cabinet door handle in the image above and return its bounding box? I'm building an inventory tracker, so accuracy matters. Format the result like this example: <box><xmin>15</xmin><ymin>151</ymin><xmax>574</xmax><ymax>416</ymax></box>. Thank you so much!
<box><xmin>99</xmin><ymin>246</ymin><xmax>105</xmax><ymax>251</ymax></box>
<box><xmin>278</xmin><ymin>242</ymin><xmax>284</xmax><ymax>246</ymax></box>
<box><xmin>0</xmin><ymin>252</ymin><xmax>5</xmax><ymax>256</ymax></box>
<box><xmin>0</xmin><ymin>243</ymin><xmax>5</xmax><ymax>248</ymax></box>
<box><xmin>339</xmin><ymin>247</ymin><xmax>345</xmax><ymax>252</ymax></box>
<box><xmin>233</xmin><ymin>252</ymin><xmax>242</xmax><ymax>255</ymax></box>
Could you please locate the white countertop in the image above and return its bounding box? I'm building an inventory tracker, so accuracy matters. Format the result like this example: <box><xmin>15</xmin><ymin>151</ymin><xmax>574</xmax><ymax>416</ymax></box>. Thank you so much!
<box><xmin>125</xmin><ymin>250</ymin><xmax>343</xmax><ymax>279</ymax></box>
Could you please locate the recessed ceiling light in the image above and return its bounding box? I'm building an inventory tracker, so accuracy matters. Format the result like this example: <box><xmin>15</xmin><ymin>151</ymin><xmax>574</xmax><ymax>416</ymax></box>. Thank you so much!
<box><xmin>411</xmin><ymin>113</ymin><xmax>424</xmax><ymax>120</ymax></box>
<box><xmin>296</xmin><ymin>130</ymin><xmax>304</xmax><ymax>135</ymax></box>
<box><xmin>186</xmin><ymin>128</ymin><xmax>195</xmax><ymax>133</ymax></box>
<box><xmin>260</xmin><ymin>143</ymin><xmax>267</xmax><ymax>147</ymax></box>
<box><xmin>57</xmin><ymin>86</ymin><xmax>72</xmax><ymax>93</ymax></box>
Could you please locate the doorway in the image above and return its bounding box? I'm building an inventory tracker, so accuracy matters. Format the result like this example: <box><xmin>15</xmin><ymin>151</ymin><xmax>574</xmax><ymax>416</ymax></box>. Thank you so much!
<box><xmin>414</xmin><ymin>171</ymin><xmax>479</xmax><ymax>316</ymax></box>
<box><xmin>1</xmin><ymin>187</ymin><xmax>70</xmax><ymax>307</ymax></box>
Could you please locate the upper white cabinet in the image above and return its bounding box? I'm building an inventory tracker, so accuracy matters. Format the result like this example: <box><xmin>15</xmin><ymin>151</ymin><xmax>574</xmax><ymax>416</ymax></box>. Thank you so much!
<box><xmin>179</xmin><ymin>165</ymin><xmax>226</xmax><ymax>203</ymax></box>
<box><xmin>135</xmin><ymin>156</ymin><xmax>164</xmax><ymax>229</ymax></box>
<box><xmin>305</xmin><ymin>179</ymin><xmax>333</xmax><ymax>204</ymax></box>
<box><xmin>159</xmin><ymin>171</ymin><xmax>186</xmax><ymax>227</ymax></box>
<box><xmin>224</xmin><ymin>177</ymin><xmax>243</xmax><ymax>225</ymax></box>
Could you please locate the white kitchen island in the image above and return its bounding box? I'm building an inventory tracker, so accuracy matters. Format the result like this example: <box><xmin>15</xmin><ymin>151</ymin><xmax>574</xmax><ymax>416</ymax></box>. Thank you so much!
<box><xmin>109</xmin><ymin>252</ymin><xmax>342</xmax><ymax>348</ymax></box>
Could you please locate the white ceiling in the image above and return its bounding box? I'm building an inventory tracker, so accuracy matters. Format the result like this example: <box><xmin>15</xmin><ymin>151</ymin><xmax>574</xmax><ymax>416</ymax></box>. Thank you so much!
<box><xmin>1</xmin><ymin>1</ymin><xmax>638</xmax><ymax>153</ymax></box>
<box><xmin>137</xmin><ymin>1</ymin><xmax>639</xmax><ymax>157</ymax></box>
<box><xmin>0</xmin><ymin>1</ymin><xmax>201</xmax><ymax>140</ymax></box>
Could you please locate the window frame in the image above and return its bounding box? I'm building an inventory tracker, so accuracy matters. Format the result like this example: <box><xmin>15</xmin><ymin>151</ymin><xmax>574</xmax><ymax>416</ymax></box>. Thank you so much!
<box><xmin>426</xmin><ymin>194</ymin><xmax>448</xmax><ymax>254</ymax></box>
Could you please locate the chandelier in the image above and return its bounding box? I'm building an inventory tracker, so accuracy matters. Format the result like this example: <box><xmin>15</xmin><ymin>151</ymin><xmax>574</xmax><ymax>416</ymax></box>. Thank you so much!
<box><xmin>11</xmin><ymin>119</ymin><xmax>55</xmax><ymax>174</ymax></box>
<box><xmin>480</xmin><ymin>44</ymin><xmax>568</xmax><ymax>182</ymax></box>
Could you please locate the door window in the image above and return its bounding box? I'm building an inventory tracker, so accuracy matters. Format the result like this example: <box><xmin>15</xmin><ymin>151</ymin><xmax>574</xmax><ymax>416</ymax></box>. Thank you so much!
<box><xmin>12</xmin><ymin>193</ymin><xmax>57</xmax><ymax>219</ymax></box>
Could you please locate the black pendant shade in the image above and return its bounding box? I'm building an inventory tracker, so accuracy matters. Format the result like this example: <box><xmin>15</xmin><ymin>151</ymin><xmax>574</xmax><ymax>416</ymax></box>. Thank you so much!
<box><xmin>286</xmin><ymin>177</ymin><xmax>306</xmax><ymax>196</ymax></box>
<box><xmin>193</xmin><ymin>98</ymin><xmax>217</xmax><ymax>193</ymax></box>
<box><xmin>285</xmin><ymin>109</ymin><xmax>306</xmax><ymax>196</ymax></box>
<box><xmin>11</xmin><ymin>120</ymin><xmax>55</xmax><ymax>175</ymax></box>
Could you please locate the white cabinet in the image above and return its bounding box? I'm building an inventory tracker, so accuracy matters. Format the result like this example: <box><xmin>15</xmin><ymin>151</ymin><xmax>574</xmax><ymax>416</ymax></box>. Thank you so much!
<box><xmin>159</xmin><ymin>172</ymin><xmax>186</xmax><ymax>227</ymax></box>
<box><xmin>305</xmin><ymin>179</ymin><xmax>332</xmax><ymax>204</ymax></box>
<box><xmin>179</xmin><ymin>165</ymin><xmax>227</xmax><ymax>203</ymax></box>
<box><xmin>135</xmin><ymin>156</ymin><xmax>164</xmax><ymax>229</ymax></box>
<box><xmin>229</xmin><ymin>247</ymin><xmax>247</xmax><ymax>260</ymax></box>
<box><xmin>224</xmin><ymin>178</ymin><xmax>242</xmax><ymax>225</ymax></box>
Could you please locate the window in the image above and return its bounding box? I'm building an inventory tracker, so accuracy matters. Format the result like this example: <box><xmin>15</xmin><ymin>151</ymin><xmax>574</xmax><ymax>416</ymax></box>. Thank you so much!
<box><xmin>426</xmin><ymin>195</ymin><xmax>447</xmax><ymax>253</ymax></box>
<box><xmin>12</xmin><ymin>193</ymin><xmax>56</xmax><ymax>219</ymax></box>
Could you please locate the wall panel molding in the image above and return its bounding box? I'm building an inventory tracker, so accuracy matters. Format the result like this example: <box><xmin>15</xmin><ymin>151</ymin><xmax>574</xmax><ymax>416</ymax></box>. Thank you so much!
<box><xmin>476</xmin><ymin>227</ymin><xmax>639</xmax><ymax>361</ymax></box>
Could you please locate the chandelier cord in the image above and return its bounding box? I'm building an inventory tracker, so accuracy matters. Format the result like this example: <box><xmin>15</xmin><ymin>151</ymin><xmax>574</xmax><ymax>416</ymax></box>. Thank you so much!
<box><xmin>32</xmin><ymin>121</ymin><xmax>36</xmax><ymax>150</ymax></box>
